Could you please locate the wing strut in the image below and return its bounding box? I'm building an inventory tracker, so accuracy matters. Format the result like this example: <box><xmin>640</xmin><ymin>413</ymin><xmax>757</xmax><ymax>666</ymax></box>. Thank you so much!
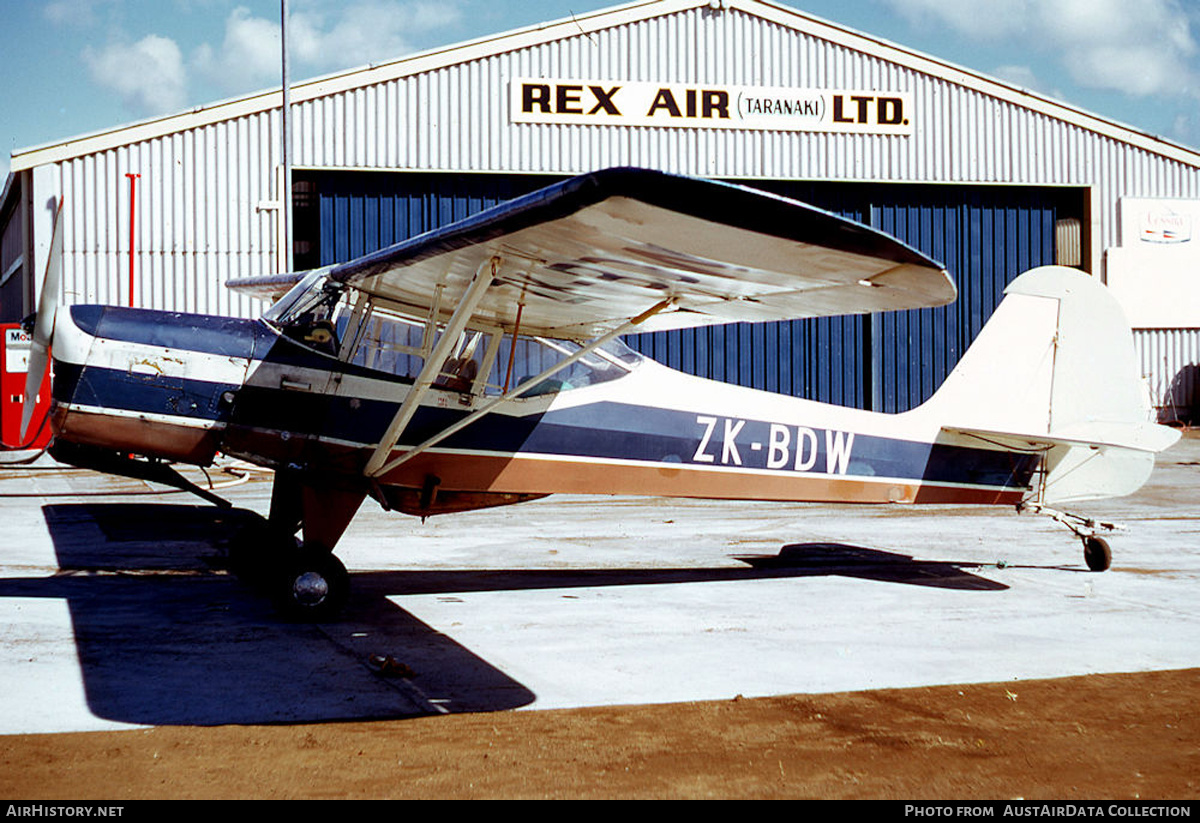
<box><xmin>365</xmin><ymin>297</ymin><xmax>672</xmax><ymax>480</ymax></box>
<box><xmin>362</xmin><ymin>257</ymin><xmax>499</xmax><ymax>477</ymax></box>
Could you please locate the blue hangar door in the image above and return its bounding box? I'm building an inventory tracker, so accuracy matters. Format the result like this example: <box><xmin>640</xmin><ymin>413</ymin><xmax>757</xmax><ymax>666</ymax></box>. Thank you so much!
<box><xmin>295</xmin><ymin>171</ymin><xmax>1082</xmax><ymax>412</ymax></box>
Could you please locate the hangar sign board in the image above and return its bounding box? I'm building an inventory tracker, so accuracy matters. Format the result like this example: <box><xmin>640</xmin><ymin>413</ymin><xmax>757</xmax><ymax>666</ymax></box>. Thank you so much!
<box><xmin>511</xmin><ymin>79</ymin><xmax>914</xmax><ymax>135</ymax></box>
<box><xmin>1107</xmin><ymin>197</ymin><xmax>1200</xmax><ymax>328</ymax></box>
<box><xmin>1119</xmin><ymin>198</ymin><xmax>1199</xmax><ymax>246</ymax></box>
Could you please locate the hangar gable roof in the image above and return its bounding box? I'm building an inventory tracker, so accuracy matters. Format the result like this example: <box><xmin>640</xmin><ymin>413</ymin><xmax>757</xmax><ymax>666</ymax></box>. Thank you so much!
<box><xmin>10</xmin><ymin>0</ymin><xmax>1200</xmax><ymax>172</ymax></box>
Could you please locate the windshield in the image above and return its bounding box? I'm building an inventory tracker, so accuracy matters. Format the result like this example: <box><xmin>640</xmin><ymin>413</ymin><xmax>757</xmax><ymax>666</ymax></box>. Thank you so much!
<box><xmin>262</xmin><ymin>270</ymin><xmax>349</xmax><ymax>355</ymax></box>
<box><xmin>263</xmin><ymin>274</ymin><xmax>643</xmax><ymax>394</ymax></box>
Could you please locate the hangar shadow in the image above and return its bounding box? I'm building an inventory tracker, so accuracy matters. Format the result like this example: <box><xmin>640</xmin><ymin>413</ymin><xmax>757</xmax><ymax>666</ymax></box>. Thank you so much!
<box><xmin>6</xmin><ymin>502</ymin><xmax>1006</xmax><ymax>727</ymax></box>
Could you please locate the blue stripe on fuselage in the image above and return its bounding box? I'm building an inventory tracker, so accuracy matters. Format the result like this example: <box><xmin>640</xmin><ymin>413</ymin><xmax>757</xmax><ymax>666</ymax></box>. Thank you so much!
<box><xmin>57</xmin><ymin>357</ymin><xmax>1036</xmax><ymax>490</ymax></box>
<box><xmin>66</xmin><ymin>304</ymin><xmax>419</xmax><ymax>384</ymax></box>
<box><xmin>52</xmin><ymin>360</ymin><xmax>238</xmax><ymax>423</ymax></box>
<box><xmin>58</xmin><ymin>305</ymin><xmax>1034</xmax><ymax>490</ymax></box>
<box><xmin>69</xmin><ymin>305</ymin><xmax>275</xmax><ymax>360</ymax></box>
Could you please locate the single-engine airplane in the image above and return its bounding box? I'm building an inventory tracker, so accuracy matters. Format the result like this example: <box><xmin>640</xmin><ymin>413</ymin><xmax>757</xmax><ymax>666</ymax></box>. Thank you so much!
<box><xmin>23</xmin><ymin>167</ymin><xmax>1180</xmax><ymax>619</ymax></box>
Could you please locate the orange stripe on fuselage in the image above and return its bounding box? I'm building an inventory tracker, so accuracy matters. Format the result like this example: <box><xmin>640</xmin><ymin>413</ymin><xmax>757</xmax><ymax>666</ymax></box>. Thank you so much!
<box><xmin>377</xmin><ymin>449</ymin><xmax>1025</xmax><ymax>506</ymax></box>
<box><xmin>52</xmin><ymin>409</ymin><xmax>1026</xmax><ymax>508</ymax></box>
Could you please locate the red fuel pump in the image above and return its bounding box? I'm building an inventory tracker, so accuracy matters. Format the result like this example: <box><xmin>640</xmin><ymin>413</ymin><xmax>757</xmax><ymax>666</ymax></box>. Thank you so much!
<box><xmin>1</xmin><ymin>324</ymin><xmax>52</xmax><ymax>450</ymax></box>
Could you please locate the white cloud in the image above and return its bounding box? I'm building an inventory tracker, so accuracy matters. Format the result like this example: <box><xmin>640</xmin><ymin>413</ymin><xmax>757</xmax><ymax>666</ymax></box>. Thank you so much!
<box><xmin>992</xmin><ymin>65</ymin><xmax>1045</xmax><ymax>93</ymax></box>
<box><xmin>1039</xmin><ymin>0</ymin><xmax>1197</xmax><ymax>96</ymax></box>
<box><xmin>194</xmin><ymin>1</ymin><xmax>464</xmax><ymax>95</ymax></box>
<box><xmin>1066</xmin><ymin>44</ymin><xmax>1187</xmax><ymax>98</ymax></box>
<box><xmin>83</xmin><ymin>34</ymin><xmax>188</xmax><ymax>116</ymax></box>
<box><xmin>880</xmin><ymin>0</ymin><xmax>1199</xmax><ymax>99</ymax></box>
<box><xmin>1172</xmin><ymin>111</ymin><xmax>1200</xmax><ymax>148</ymax></box>
<box><xmin>193</xmin><ymin>5</ymin><xmax>283</xmax><ymax>92</ymax></box>
<box><xmin>43</xmin><ymin>0</ymin><xmax>115</xmax><ymax>28</ymax></box>
<box><xmin>292</xmin><ymin>1</ymin><xmax>462</xmax><ymax>69</ymax></box>
<box><xmin>74</xmin><ymin>1</ymin><xmax>465</xmax><ymax>118</ymax></box>
<box><xmin>881</xmin><ymin>0</ymin><xmax>1032</xmax><ymax>41</ymax></box>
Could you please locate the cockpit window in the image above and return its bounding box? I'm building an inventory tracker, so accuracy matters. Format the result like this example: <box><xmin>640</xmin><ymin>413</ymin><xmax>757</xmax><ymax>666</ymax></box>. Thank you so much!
<box><xmin>263</xmin><ymin>274</ymin><xmax>643</xmax><ymax>393</ymax></box>
<box><xmin>498</xmin><ymin>337</ymin><xmax>639</xmax><ymax>397</ymax></box>
<box><xmin>346</xmin><ymin>310</ymin><xmax>427</xmax><ymax>377</ymax></box>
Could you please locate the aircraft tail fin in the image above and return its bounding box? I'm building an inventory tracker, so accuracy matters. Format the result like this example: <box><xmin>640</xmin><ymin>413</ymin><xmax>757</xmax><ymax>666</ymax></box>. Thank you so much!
<box><xmin>919</xmin><ymin>265</ymin><xmax>1179</xmax><ymax>503</ymax></box>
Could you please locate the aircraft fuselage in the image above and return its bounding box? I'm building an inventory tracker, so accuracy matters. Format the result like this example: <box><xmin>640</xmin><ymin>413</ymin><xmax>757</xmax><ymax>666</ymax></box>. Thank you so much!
<box><xmin>47</xmin><ymin>303</ymin><xmax>1038</xmax><ymax>516</ymax></box>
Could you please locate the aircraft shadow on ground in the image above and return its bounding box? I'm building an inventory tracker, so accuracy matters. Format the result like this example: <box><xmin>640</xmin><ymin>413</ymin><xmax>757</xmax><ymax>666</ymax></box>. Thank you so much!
<box><xmin>5</xmin><ymin>502</ymin><xmax>1005</xmax><ymax>727</ymax></box>
<box><xmin>7</xmin><ymin>503</ymin><xmax>539</xmax><ymax>727</ymax></box>
<box><xmin>347</xmin><ymin>542</ymin><xmax>1008</xmax><ymax>598</ymax></box>
<box><xmin>734</xmin><ymin>543</ymin><xmax>1011</xmax><ymax>590</ymax></box>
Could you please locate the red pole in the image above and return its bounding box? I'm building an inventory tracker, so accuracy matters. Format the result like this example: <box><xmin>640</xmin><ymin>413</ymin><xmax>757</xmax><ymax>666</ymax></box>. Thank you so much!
<box><xmin>125</xmin><ymin>173</ymin><xmax>140</xmax><ymax>307</ymax></box>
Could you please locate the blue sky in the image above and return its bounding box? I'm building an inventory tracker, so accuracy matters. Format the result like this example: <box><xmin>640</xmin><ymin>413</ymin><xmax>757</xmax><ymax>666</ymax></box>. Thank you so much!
<box><xmin>4</xmin><ymin>0</ymin><xmax>1200</xmax><ymax>181</ymax></box>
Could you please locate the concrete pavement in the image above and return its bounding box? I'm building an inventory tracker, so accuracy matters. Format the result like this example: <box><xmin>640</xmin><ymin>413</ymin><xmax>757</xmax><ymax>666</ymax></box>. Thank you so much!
<box><xmin>0</xmin><ymin>433</ymin><xmax>1196</xmax><ymax>734</ymax></box>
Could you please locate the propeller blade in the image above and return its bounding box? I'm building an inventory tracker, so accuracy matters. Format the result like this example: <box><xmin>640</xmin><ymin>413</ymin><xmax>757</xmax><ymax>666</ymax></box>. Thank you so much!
<box><xmin>20</xmin><ymin>201</ymin><xmax>65</xmax><ymax>443</ymax></box>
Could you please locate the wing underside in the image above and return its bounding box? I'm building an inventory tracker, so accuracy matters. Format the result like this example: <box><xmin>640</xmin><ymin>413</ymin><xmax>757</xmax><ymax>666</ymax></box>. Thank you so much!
<box><xmin>229</xmin><ymin>168</ymin><xmax>955</xmax><ymax>339</ymax></box>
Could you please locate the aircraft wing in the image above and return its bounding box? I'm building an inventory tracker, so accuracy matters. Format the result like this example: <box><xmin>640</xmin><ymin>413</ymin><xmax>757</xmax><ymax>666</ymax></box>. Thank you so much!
<box><xmin>232</xmin><ymin>167</ymin><xmax>955</xmax><ymax>339</ymax></box>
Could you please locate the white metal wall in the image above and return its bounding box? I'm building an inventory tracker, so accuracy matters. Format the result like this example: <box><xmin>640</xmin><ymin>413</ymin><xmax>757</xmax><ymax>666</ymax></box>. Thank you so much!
<box><xmin>56</xmin><ymin>113</ymin><xmax>283</xmax><ymax>319</ymax></box>
<box><xmin>292</xmin><ymin>6</ymin><xmax>1200</xmax><ymax>252</ymax></box>
<box><xmin>1136</xmin><ymin>329</ymin><xmax>1200</xmax><ymax>424</ymax></box>
<box><xmin>32</xmin><ymin>2</ymin><xmax>1200</xmax><ymax>321</ymax></box>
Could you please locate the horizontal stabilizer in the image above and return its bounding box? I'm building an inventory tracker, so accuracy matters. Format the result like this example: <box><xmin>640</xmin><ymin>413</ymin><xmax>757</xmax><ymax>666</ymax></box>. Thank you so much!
<box><xmin>922</xmin><ymin>266</ymin><xmax>1180</xmax><ymax>504</ymax></box>
<box><xmin>942</xmin><ymin>421</ymin><xmax>1179</xmax><ymax>456</ymax></box>
<box><xmin>942</xmin><ymin>423</ymin><xmax>1172</xmax><ymax>503</ymax></box>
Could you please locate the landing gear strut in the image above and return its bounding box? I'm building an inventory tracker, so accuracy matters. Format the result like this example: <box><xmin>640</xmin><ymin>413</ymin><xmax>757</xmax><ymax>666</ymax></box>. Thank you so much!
<box><xmin>229</xmin><ymin>470</ymin><xmax>365</xmax><ymax>621</ymax></box>
<box><xmin>1018</xmin><ymin>502</ymin><xmax>1118</xmax><ymax>571</ymax></box>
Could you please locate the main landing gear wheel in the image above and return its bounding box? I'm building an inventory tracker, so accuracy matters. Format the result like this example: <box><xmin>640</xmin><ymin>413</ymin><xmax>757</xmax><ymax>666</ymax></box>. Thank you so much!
<box><xmin>227</xmin><ymin>521</ymin><xmax>296</xmax><ymax>584</ymax></box>
<box><xmin>1083</xmin><ymin>536</ymin><xmax>1112</xmax><ymax>572</ymax></box>
<box><xmin>273</xmin><ymin>546</ymin><xmax>350</xmax><ymax>622</ymax></box>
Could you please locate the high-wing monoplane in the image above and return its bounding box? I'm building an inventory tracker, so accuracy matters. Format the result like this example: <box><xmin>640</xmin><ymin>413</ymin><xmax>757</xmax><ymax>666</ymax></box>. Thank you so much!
<box><xmin>23</xmin><ymin>168</ymin><xmax>1180</xmax><ymax>619</ymax></box>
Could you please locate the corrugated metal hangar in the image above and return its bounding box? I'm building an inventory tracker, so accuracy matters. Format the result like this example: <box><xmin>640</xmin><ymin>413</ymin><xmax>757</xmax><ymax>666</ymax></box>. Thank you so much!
<box><xmin>3</xmin><ymin>0</ymin><xmax>1199</xmax><ymax>418</ymax></box>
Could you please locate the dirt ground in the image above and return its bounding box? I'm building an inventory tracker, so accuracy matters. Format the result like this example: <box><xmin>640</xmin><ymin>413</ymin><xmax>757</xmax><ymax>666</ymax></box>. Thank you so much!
<box><xmin>0</xmin><ymin>668</ymin><xmax>1196</xmax><ymax>800</ymax></box>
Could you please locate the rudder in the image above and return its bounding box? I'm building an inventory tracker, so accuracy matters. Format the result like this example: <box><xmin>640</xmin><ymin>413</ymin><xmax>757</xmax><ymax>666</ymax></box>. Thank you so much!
<box><xmin>918</xmin><ymin>265</ymin><xmax>1178</xmax><ymax>503</ymax></box>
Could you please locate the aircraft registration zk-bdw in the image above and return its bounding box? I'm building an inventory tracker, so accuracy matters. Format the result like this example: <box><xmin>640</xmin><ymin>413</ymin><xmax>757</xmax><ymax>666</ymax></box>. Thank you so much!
<box><xmin>22</xmin><ymin>167</ymin><xmax>1179</xmax><ymax>619</ymax></box>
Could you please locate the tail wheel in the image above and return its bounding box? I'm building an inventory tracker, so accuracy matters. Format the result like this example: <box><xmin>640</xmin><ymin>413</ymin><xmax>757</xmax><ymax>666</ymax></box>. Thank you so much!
<box><xmin>273</xmin><ymin>546</ymin><xmax>350</xmax><ymax>621</ymax></box>
<box><xmin>1083</xmin><ymin>536</ymin><xmax>1112</xmax><ymax>572</ymax></box>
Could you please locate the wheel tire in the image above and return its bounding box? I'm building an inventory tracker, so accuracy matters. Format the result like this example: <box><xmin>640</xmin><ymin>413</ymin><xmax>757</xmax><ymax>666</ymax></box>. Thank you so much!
<box><xmin>1083</xmin><ymin>536</ymin><xmax>1112</xmax><ymax>572</ymax></box>
<box><xmin>273</xmin><ymin>547</ymin><xmax>350</xmax><ymax>622</ymax></box>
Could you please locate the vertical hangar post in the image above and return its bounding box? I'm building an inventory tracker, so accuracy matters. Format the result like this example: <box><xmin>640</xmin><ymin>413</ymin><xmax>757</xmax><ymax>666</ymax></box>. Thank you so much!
<box><xmin>4</xmin><ymin>0</ymin><xmax>1199</xmax><ymax>418</ymax></box>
